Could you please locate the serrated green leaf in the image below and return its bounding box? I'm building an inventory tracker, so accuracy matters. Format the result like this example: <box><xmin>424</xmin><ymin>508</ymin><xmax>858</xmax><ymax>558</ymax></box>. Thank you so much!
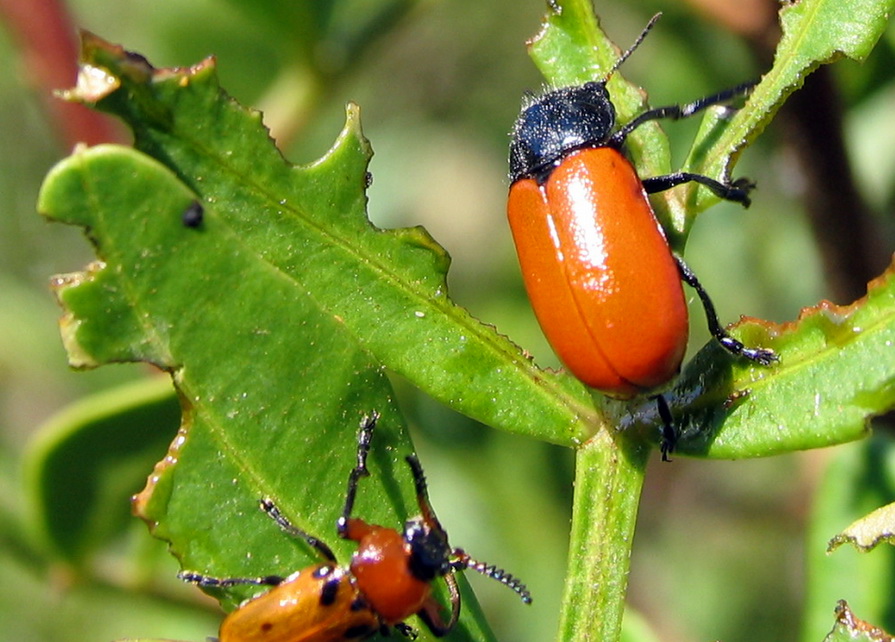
<box><xmin>24</xmin><ymin>377</ymin><xmax>179</xmax><ymax>562</ymax></box>
<box><xmin>828</xmin><ymin>501</ymin><xmax>895</xmax><ymax>552</ymax></box>
<box><xmin>38</xmin><ymin>140</ymin><xmax>393</xmax><ymax>559</ymax></box>
<box><xmin>59</xmin><ymin>32</ymin><xmax>595</xmax><ymax>448</ymax></box>
<box><xmin>618</xmin><ymin>258</ymin><xmax>895</xmax><ymax>458</ymax></box>
<box><xmin>37</xmin><ymin>141</ymin><xmax>497</xmax><ymax>640</ymax></box>
<box><xmin>827</xmin><ymin>503</ymin><xmax>895</xmax><ymax>551</ymax></box>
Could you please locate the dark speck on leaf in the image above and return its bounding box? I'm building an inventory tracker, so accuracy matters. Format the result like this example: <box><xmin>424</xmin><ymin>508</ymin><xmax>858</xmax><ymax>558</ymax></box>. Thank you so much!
<box><xmin>182</xmin><ymin>200</ymin><xmax>204</xmax><ymax>228</ymax></box>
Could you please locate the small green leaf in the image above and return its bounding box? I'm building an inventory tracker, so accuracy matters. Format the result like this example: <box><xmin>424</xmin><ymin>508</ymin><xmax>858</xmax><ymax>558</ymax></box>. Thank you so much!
<box><xmin>741</xmin><ymin>0</ymin><xmax>894</xmax><ymax>135</ymax></box>
<box><xmin>24</xmin><ymin>377</ymin><xmax>179</xmax><ymax>562</ymax></box>
<box><xmin>828</xmin><ymin>502</ymin><xmax>895</xmax><ymax>552</ymax></box>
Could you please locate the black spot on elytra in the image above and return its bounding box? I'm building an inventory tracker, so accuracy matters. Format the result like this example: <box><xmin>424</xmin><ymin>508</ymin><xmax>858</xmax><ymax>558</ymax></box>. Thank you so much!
<box><xmin>319</xmin><ymin>577</ymin><xmax>340</xmax><ymax>606</ymax></box>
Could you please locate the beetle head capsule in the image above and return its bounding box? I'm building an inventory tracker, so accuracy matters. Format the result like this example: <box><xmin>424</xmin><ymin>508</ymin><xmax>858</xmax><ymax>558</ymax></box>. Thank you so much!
<box><xmin>509</xmin><ymin>82</ymin><xmax>616</xmax><ymax>184</ymax></box>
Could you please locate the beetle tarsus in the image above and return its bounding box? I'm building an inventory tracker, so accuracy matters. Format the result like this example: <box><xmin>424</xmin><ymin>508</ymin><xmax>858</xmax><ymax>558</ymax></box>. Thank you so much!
<box><xmin>642</xmin><ymin>172</ymin><xmax>755</xmax><ymax>207</ymax></box>
<box><xmin>674</xmin><ymin>254</ymin><xmax>777</xmax><ymax>365</ymax></box>
<box><xmin>737</xmin><ymin>344</ymin><xmax>778</xmax><ymax>366</ymax></box>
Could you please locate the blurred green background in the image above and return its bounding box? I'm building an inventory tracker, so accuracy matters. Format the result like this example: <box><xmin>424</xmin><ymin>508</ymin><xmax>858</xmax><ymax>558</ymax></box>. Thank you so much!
<box><xmin>2</xmin><ymin>0</ymin><xmax>895</xmax><ymax>641</ymax></box>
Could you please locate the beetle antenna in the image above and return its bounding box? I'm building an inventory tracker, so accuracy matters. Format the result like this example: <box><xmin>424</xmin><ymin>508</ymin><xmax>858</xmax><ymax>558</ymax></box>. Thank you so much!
<box><xmin>607</xmin><ymin>12</ymin><xmax>661</xmax><ymax>79</ymax></box>
<box><xmin>405</xmin><ymin>453</ymin><xmax>448</xmax><ymax>534</ymax></box>
<box><xmin>452</xmin><ymin>549</ymin><xmax>533</xmax><ymax>604</ymax></box>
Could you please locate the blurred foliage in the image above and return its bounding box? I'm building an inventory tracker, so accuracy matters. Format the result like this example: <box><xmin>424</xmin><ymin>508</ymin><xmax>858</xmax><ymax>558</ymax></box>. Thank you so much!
<box><xmin>2</xmin><ymin>0</ymin><xmax>895</xmax><ymax>641</ymax></box>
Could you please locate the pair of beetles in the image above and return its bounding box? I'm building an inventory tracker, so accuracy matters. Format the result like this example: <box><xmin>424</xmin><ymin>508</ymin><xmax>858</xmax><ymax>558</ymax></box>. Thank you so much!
<box><xmin>181</xmin><ymin>15</ymin><xmax>776</xmax><ymax>641</ymax></box>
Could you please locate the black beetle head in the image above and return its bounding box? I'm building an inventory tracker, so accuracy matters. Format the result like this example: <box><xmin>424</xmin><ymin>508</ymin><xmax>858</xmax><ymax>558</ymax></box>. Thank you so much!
<box><xmin>508</xmin><ymin>81</ymin><xmax>616</xmax><ymax>184</ymax></box>
<box><xmin>404</xmin><ymin>517</ymin><xmax>453</xmax><ymax>582</ymax></box>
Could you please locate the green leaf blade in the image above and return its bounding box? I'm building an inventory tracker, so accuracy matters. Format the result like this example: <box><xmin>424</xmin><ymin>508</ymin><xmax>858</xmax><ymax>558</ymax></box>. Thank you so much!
<box><xmin>40</xmin><ymin>39</ymin><xmax>527</xmax><ymax>638</ymax></box>
<box><xmin>38</xmin><ymin>141</ymin><xmax>402</xmax><ymax>614</ymax></box>
<box><xmin>779</xmin><ymin>0</ymin><xmax>895</xmax><ymax>66</ymax></box>
<box><xmin>625</xmin><ymin>258</ymin><xmax>895</xmax><ymax>459</ymax></box>
<box><xmin>712</xmin><ymin>0</ymin><xmax>895</xmax><ymax>187</ymax></box>
<box><xmin>24</xmin><ymin>377</ymin><xmax>181</xmax><ymax>562</ymax></box>
<box><xmin>65</xmin><ymin>32</ymin><xmax>596</xmax><ymax>447</ymax></box>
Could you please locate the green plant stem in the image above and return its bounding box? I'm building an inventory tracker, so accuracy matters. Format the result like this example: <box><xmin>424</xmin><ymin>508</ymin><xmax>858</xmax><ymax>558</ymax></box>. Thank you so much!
<box><xmin>556</xmin><ymin>427</ymin><xmax>649</xmax><ymax>642</ymax></box>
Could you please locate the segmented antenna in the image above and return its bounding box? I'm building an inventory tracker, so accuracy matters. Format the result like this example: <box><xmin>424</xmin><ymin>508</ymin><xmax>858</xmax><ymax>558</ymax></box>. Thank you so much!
<box><xmin>607</xmin><ymin>12</ymin><xmax>662</xmax><ymax>78</ymax></box>
<box><xmin>453</xmin><ymin>549</ymin><xmax>533</xmax><ymax>604</ymax></box>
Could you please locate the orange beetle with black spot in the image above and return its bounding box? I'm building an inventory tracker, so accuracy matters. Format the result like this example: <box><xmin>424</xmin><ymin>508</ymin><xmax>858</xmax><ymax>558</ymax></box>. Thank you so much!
<box><xmin>506</xmin><ymin>15</ymin><xmax>776</xmax><ymax>456</ymax></box>
<box><xmin>180</xmin><ymin>412</ymin><xmax>531</xmax><ymax>641</ymax></box>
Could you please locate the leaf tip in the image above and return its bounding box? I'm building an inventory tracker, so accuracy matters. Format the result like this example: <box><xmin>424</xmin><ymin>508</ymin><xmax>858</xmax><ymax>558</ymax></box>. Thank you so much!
<box><xmin>826</xmin><ymin>600</ymin><xmax>895</xmax><ymax>641</ymax></box>
<box><xmin>343</xmin><ymin>100</ymin><xmax>372</xmax><ymax>159</ymax></box>
<box><xmin>62</xmin><ymin>31</ymin><xmax>155</xmax><ymax>104</ymax></box>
